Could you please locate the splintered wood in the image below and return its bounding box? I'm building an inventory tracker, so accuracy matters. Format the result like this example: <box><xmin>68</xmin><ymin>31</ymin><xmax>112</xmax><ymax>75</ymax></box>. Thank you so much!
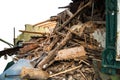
<box><xmin>13</xmin><ymin>0</ymin><xmax>105</xmax><ymax>80</ymax></box>
<box><xmin>55</xmin><ymin>46</ymin><xmax>86</xmax><ymax>61</ymax></box>
<box><xmin>21</xmin><ymin>67</ymin><xmax>49</xmax><ymax>80</ymax></box>
<box><xmin>19</xmin><ymin>43</ymin><xmax>39</xmax><ymax>54</ymax></box>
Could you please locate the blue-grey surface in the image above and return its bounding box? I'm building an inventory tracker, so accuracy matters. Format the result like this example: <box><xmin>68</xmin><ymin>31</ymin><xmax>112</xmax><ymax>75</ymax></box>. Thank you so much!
<box><xmin>0</xmin><ymin>59</ymin><xmax>33</xmax><ymax>80</ymax></box>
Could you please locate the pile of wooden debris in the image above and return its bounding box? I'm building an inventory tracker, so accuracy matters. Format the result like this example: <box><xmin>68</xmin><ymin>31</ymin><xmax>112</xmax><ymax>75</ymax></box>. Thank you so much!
<box><xmin>1</xmin><ymin>0</ymin><xmax>105</xmax><ymax>80</ymax></box>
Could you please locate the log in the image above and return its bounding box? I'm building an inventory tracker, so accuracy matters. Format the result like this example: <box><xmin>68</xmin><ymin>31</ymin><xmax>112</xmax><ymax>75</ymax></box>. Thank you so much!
<box><xmin>21</xmin><ymin>67</ymin><xmax>49</xmax><ymax>80</ymax></box>
<box><xmin>55</xmin><ymin>46</ymin><xmax>86</xmax><ymax>61</ymax></box>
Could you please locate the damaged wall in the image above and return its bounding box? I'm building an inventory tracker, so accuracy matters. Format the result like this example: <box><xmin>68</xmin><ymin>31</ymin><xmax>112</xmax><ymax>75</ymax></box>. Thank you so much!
<box><xmin>16</xmin><ymin>20</ymin><xmax>57</xmax><ymax>42</ymax></box>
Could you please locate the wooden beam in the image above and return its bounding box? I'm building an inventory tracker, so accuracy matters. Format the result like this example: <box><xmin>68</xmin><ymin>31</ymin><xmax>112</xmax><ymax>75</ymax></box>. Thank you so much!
<box><xmin>33</xmin><ymin>19</ymin><xmax>50</xmax><ymax>27</ymax></box>
<box><xmin>19</xmin><ymin>30</ymin><xmax>49</xmax><ymax>35</ymax></box>
<box><xmin>36</xmin><ymin>22</ymin><xmax>56</xmax><ymax>28</ymax></box>
<box><xmin>56</xmin><ymin>1</ymin><xmax>91</xmax><ymax>32</ymax></box>
<box><xmin>65</xmin><ymin>9</ymin><xmax>73</xmax><ymax>17</ymax></box>
<box><xmin>37</xmin><ymin>31</ymin><xmax>72</xmax><ymax>68</ymax></box>
<box><xmin>37</xmin><ymin>22</ymin><xmax>85</xmax><ymax>68</ymax></box>
<box><xmin>19</xmin><ymin>43</ymin><xmax>39</xmax><ymax>54</ymax></box>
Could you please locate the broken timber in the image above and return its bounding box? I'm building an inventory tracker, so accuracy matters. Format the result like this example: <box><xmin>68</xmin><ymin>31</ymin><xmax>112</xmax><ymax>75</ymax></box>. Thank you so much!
<box><xmin>36</xmin><ymin>1</ymin><xmax>92</xmax><ymax>68</ymax></box>
<box><xmin>19</xmin><ymin>30</ymin><xmax>49</xmax><ymax>35</ymax></box>
<box><xmin>37</xmin><ymin>23</ymin><xmax>85</xmax><ymax>68</ymax></box>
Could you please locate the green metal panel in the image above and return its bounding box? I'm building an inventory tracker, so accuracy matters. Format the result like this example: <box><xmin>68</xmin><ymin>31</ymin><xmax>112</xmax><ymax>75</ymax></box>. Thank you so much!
<box><xmin>102</xmin><ymin>0</ymin><xmax>120</xmax><ymax>75</ymax></box>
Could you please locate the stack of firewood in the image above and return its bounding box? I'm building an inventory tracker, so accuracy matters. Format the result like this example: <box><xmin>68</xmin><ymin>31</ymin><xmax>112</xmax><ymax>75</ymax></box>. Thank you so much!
<box><xmin>15</xmin><ymin>0</ymin><xmax>105</xmax><ymax>80</ymax></box>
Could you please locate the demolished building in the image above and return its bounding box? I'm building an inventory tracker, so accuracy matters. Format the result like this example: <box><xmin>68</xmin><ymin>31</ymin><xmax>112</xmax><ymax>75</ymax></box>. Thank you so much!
<box><xmin>0</xmin><ymin>0</ymin><xmax>105</xmax><ymax>80</ymax></box>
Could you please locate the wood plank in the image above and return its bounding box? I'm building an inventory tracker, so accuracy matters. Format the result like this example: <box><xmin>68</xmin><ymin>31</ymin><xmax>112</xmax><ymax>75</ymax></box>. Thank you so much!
<box><xmin>19</xmin><ymin>30</ymin><xmax>49</xmax><ymax>35</ymax></box>
<box><xmin>19</xmin><ymin>43</ymin><xmax>39</xmax><ymax>54</ymax></box>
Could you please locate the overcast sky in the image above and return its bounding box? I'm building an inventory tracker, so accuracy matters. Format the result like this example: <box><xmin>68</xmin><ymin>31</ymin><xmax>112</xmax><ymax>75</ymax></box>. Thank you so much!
<box><xmin>0</xmin><ymin>0</ymin><xmax>71</xmax><ymax>74</ymax></box>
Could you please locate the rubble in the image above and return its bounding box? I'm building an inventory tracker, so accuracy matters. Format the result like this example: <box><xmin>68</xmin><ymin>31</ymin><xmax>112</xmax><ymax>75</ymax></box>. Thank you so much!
<box><xmin>0</xmin><ymin>0</ymin><xmax>105</xmax><ymax>80</ymax></box>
